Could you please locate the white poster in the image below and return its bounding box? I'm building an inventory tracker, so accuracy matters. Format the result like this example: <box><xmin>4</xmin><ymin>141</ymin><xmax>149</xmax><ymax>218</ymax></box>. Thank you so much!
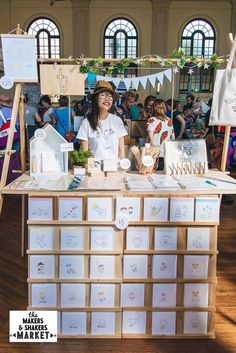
<box><xmin>123</xmin><ymin>255</ymin><xmax>148</xmax><ymax>279</ymax></box>
<box><xmin>60</xmin><ymin>227</ymin><xmax>84</xmax><ymax>250</ymax></box>
<box><xmin>183</xmin><ymin>255</ymin><xmax>209</xmax><ymax>279</ymax></box>
<box><xmin>121</xmin><ymin>283</ymin><xmax>145</xmax><ymax>307</ymax></box>
<box><xmin>91</xmin><ymin>312</ymin><xmax>116</xmax><ymax>335</ymax></box>
<box><xmin>143</xmin><ymin>197</ymin><xmax>169</xmax><ymax>221</ymax></box>
<box><xmin>29</xmin><ymin>255</ymin><xmax>55</xmax><ymax>279</ymax></box>
<box><xmin>184</xmin><ymin>283</ymin><xmax>209</xmax><ymax>307</ymax></box>
<box><xmin>184</xmin><ymin>311</ymin><xmax>208</xmax><ymax>334</ymax></box>
<box><xmin>152</xmin><ymin>255</ymin><xmax>177</xmax><ymax>279</ymax></box>
<box><xmin>195</xmin><ymin>197</ymin><xmax>220</xmax><ymax>222</ymax></box>
<box><xmin>59</xmin><ymin>255</ymin><xmax>84</xmax><ymax>279</ymax></box>
<box><xmin>90</xmin><ymin>284</ymin><xmax>115</xmax><ymax>307</ymax></box>
<box><xmin>90</xmin><ymin>227</ymin><xmax>114</xmax><ymax>250</ymax></box>
<box><xmin>60</xmin><ymin>283</ymin><xmax>86</xmax><ymax>307</ymax></box>
<box><xmin>29</xmin><ymin>227</ymin><xmax>54</xmax><ymax>250</ymax></box>
<box><xmin>61</xmin><ymin>312</ymin><xmax>87</xmax><ymax>335</ymax></box>
<box><xmin>90</xmin><ymin>255</ymin><xmax>115</xmax><ymax>279</ymax></box>
<box><xmin>154</xmin><ymin>227</ymin><xmax>178</xmax><ymax>250</ymax></box>
<box><xmin>187</xmin><ymin>228</ymin><xmax>211</xmax><ymax>250</ymax></box>
<box><xmin>116</xmin><ymin>197</ymin><xmax>141</xmax><ymax>221</ymax></box>
<box><xmin>152</xmin><ymin>283</ymin><xmax>177</xmax><ymax>307</ymax></box>
<box><xmin>28</xmin><ymin>197</ymin><xmax>53</xmax><ymax>221</ymax></box>
<box><xmin>122</xmin><ymin>311</ymin><xmax>146</xmax><ymax>334</ymax></box>
<box><xmin>170</xmin><ymin>198</ymin><xmax>194</xmax><ymax>222</ymax></box>
<box><xmin>126</xmin><ymin>227</ymin><xmax>149</xmax><ymax>250</ymax></box>
<box><xmin>152</xmin><ymin>311</ymin><xmax>176</xmax><ymax>335</ymax></box>
<box><xmin>87</xmin><ymin>198</ymin><xmax>113</xmax><ymax>221</ymax></box>
<box><xmin>58</xmin><ymin>197</ymin><xmax>83</xmax><ymax>221</ymax></box>
<box><xmin>31</xmin><ymin>283</ymin><xmax>57</xmax><ymax>307</ymax></box>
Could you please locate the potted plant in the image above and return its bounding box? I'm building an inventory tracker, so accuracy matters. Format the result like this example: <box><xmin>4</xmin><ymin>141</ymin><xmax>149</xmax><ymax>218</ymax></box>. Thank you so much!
<box><xmin>68</xmin><ymin>149</ymin><xmax>92</xmax><ymax>167</ymax></box>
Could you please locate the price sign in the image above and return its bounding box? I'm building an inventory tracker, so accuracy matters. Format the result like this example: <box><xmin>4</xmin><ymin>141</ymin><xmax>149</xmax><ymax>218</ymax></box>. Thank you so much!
<box><xmin>60</xmin><ymin>142</ymin><xmax>74</xmax><ymax>152</ymax></box>
<box><xmin>0</xmin><ymin>75</ymin><xmax>14</xmax><ymax>89</ymax></box>
<box><xmin>34</xmin><ymin>128</ymin><xmax>46</xmax><ymax>140</ymax></box>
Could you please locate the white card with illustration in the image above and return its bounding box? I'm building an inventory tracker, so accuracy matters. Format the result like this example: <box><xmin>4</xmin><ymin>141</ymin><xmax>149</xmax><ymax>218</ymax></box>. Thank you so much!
<box><xmin>90</xmin><ymin>255</ymin><xmax>115</xmax><ymax>279</ymax></box>
<box><xmin>91</xmin><ymin>312</ymin><xmax>116</xmax><ymax>335</ymax></box>
<box><xmin>183</xmin><ymin>255</ymin><xmax>209</xmax><ymax>279</ymax></box>
<box><xmin>121</xmin><ymin>283</ymin><xmax>145</xmax><ymax>307</ymax></box>
<box><xmin>62</xmin><ymin>312</ymin><xmax>87</xmax><ymax>335</ymax></box>
<box><xmin>87</xmin><ymin>198</ymin><xmax>113</xmax><ymax>221</ymax></box>
<box><xmin>152</xmin><ymin>283</ymin><xmax>177</xmax><ymax>307</ymax></box>
<box><xmin>28</xmin><ymin>197</ymin><xmax>53</xmax><ymax>220</ymax></box>
<box><xmin>58</xmin><ymin>197</ymin><xmax>83</xmax><ymax>220</ymax></box>
<box><xmin>154</xmin><ymin>227</ymin><xmax>178</xmax><ymax>250</ymax></box>
<box><xmin>184</xmin><ymin>283</ymin><xmax>209</xmax><ymax>307</ymax></box>
<box><xmin>90</xmin><ymin>284</ymin><xmax>115</xmax><ymax>307</ymax></box>
<box><xmin>152</xmin><ymin>255</ymin><xmax>177</xmax><ymax>279</ymax></box>
<box><xmin>143</xmin><ymin>197</ymin><xmax>169</xmax><ymax>221</ymax></box>
<box><xmin>123</xmin><ymin>255</ymin><xmax>148</xmax><ymax>279</ymax></box>
<box><xmin>187</xmin><ymin>228</ymin><xmax>211</xmax><ymax>250</ymax></box>
<box><xmin>90</xmin><ymin>227</ymin><xmax>114</xmax><ymax>250</ymax></box>
<box><xmin>59</xmin><ymin>255</ymin><xmax>84</xmax><ymax>279</ymax></box>
<box><xmin>29</xmin><ymin>227</ymin><xmax>54</xmax><ymax>250</ymax></box>
<box><xmin>60</xmin><ymin>227</ymin><xmax>84</xmax><ymax>250</ymax></box>
<box><xmin>126</xmin><ymin>227</ymin><xmax>149</xmax><ymax>250</ymax></box>
<box><xmin>31</xmin><ymin>283</ymin><xmax>57</xmax><ymax>307</ymax></box>
<box><xmin>184</xmin><ymin>311</ymin><xmax>208</xmax><ymax>334</ymax></box>
<box><xmin>169</xmin><ymin>198</ymin><xmax>194</xmax><ymax>222</ymax></box>
<box><xmin>152</xmin><ymin>311</ymin><xmax>176</xmax><ymax>335</ymax></box>
<box><xmin>195</xmin><ymin>197</ymin><xmax>220</xmax><ymax>222</ymax></box>
<box><xmin>122</xmin><ymin>311</ymin><xmax>146</xmax><ymax>334</ymax></box>
<box><xmin>60</xmin><ymin>283</ymin><xmax>86</xmax><ymax>307</ymax></box>
<box><xmin>116</xmin><ymin>197</ymin><xmax>141</xmax><ymax>221</ymax></box>
<box><xmin>29</xmin><ymin>255</ymin><xmax>55</xmax><ymax>279</ymax></box>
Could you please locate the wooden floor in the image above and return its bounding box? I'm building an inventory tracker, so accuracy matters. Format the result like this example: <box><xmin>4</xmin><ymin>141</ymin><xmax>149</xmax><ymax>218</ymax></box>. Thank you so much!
<box><xmin>0</xmin><ymin>194</ymin><xmax>235</xmax><ymax>353</ymax></box>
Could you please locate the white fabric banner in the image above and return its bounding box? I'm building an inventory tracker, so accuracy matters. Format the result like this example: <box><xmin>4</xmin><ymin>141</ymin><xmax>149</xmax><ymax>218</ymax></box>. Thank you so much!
<box><xmin>131</xmin><ymin>77</ymin><xmax>140</xmax><ymax>90</ymax></box>
<box><xmin>123</xmin><ymin>78</ymin><xmax>132</xmax><ymax>90</ymax></box>
<box><xmin>111</xmin><ymin>77</ymin><xmax>121</xmax><ymax>88</ymax></box>
<box><xmin>139</xmin><ymin>76</ymin><xmax>148</xmax><ymax>90</ymax></box>
<box><xmin>163</xmin><ymin>69</ymin><xmax>172</xmax><ymax>82</ymax></box>
<box><xmin>156</xmin><ymin>72</ymin><xmax>164</xmax><ymax>85</ymax></box>
<box><xmin>148</xmin><ymin>74</ymin><xmax>157</xmax><ymax>88</ymax></box>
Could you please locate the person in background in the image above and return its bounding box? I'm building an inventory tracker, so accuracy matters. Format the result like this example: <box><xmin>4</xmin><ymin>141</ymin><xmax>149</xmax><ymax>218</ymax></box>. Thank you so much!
<box><xmin>38</xmin><ymin>95</ymin><xmax>56</xmax><ymax>126</ymax></box>
<box><xmin>74</xmin><ymin>100</ymin><xmax>85</xmax><ymax>116</ymax></box>
<box><xmin>141</xmin><ymin>95</ymin><xmax>156</xmax><ymax>120</ymax></box>
<box><xmin>166</xmin><ymin>99</ymin><xmax>186</xmax><ymax>140</ymax></box>
<box><xmin>24</xmin><ymin>94</ymin><xmax>42</xmax><ymax>139</ymax></box>
<box><xmin>54</xmin><ymin>96</ymin><xmax>74</xmax><ymax>139</ymax></box>
<box><xmin>117</xmin><ymin>91</ymin><xmax>136</xmax><ymax>121</ymax></box>
<box><xmin>130</xmin><ymin>93</ymin><xmax>141</xmax><ymax>121</ymax></box>
<box><xmin>183</xmin><ymin>93</ymin><xmax>195</xmax><ymax>129</ymax></box>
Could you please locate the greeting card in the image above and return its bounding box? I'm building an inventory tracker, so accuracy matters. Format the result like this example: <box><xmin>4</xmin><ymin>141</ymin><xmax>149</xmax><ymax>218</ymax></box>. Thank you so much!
<box><xmin>90</xmin><ymin>255</ymin><xmax>115</xmax><ymax>279</ymax></box>
<box><xmin>152</xmin><ymin>311</ymin><xmax>176</xmax><ymax>335</ymax></box>
<box><xmin>87</xmin><ymin>198</ymin><xmax>113</xmax><ymax>221</ymax></box>
<box><xmin>187</xmin><ymin>228</ymin><xmax>211</xmax><ymax>250</ymax></box>
<box><xmin>116</xmin><ymin>197</ymin><xmax>141</xmax><ymax>221</ymax></box>
<box><xmin>59</xmin><ymin>255</ymin><xmax>84</xmax><ymax>279</ymax></box>
<box><xmin>31</xmin><ymin>283</ymin><xmax>57</xmax><ymax>307</ymax></box>
<box><xmin>29</xmin><ymin>227</ymin><xmax>54</xmax><ymax>250</ymax></box>
<box><xmin>183</xmin><ymin>255</ymin><xmax>209</xmax><ymax>279</ymax></box>
<box><xmin>91</xmin><ymin>312</ymin><xmax>116</xmax><ymax>335</ymax></box>
<box><xmin>29</xmin><ymin>255</ymin><xmax>55</xmax><ymax>278</ymax></box>
<box><xmin>58</xmin><ymin>197</ymin><xmax>83</xmax><ymax>220</ymax></box>
<box><xmin>123</xmin><ymin>255</ymin><xmax>148</xmax><ymax>279</ymax></box>
<box><xmin>60</xmin><ymin>283</ymin><xmax>86</xmax><ymax>307</ymax></box>
<box><xmin>152</xmin><ymin>283</ymin><xmax>177</xmax><ymax>307</ymax></box>
<box><xmin>121</xmin><ymin>283</ymin><xmax>145</xmax><ymax>307</ymax></box>
<box><xmin>152</xmin><ymin>255</ymin><xmax>177</xmax><ymax>279</ymax></box>
<box><xmin>154</xmin><ymin>227</ymin><xmax>178</xmax><ymax>250</ymax></box>
<box><xmin>90</xmin><ymin>284</ymin><xmax>115</xmax><ymax>307</ymax></box>
<box><xmin>61</xmin><ymin>312</ymin><xmax>87</xmax><ymax>335</ymax></box>
<box><xmin>184</xmin><ymin>283</ymin><xmax>209</xmax><ymax>307</ymax></box>
<box><xmin>143</xmin><ymin>197</ymin><xmax>169</xmax><ymax>221</ymax></box>
<box><xmin>184</xmin><ymin>311</ymin><xmax>208</xmax><ymax>334</ymax></box>
<box><xmin>28</xmin><ymin>197</ymin><xmax>53</xmax><ymax>220</ymax></box>
<box><xmin>195</xmin><ymin>197</ymin><xmax>220</xmax><ymax>222</ymax></box>
<box><xmin>169</xmin><ymin>198</ymin><xmax>194</xmax><ymax>222</ymax></box>
<box><xmin>126</xmin><ymin>227</ymin><xmax>149</xmax><ymax>250</ymax></box>
<box><xmin>122</xmin><ymin>311</ymin><xmax>146</xmax><ymax>334</ymax></box>
<box><xmin>60</xmin><ymin>227</ymin><xmax>84</xmax><ymax>250</ymax></box>
<box><xmin>90</xmin><ymin>227</ymin><xmax>114</xmax><ymax>250</ymax></box>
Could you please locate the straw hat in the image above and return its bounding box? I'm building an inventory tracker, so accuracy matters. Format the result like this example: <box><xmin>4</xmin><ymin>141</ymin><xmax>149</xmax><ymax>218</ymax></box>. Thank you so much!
<box><xmin>88</xmin><ymin>80</ymin><xmax>119</xmax><ymax>101</ymax></box>
<box><xmin>0</xmin><ymin>94</ymin><xmax>13</xmax><ymax>108</ymax></box>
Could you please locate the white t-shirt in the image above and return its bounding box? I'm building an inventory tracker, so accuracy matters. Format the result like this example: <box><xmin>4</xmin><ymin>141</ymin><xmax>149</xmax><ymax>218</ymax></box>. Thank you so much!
<box><xmin>77</xmin><ymin>113</ymin><xmax>127</xmax><ymax>159</ymax></box>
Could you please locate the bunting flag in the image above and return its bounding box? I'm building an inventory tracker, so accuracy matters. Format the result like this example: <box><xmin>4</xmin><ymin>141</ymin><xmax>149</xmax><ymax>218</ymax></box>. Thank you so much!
<box><xmin>131</xmin><ymin>77</ymin><xmax>140</xmax><ymax>90</ymax></box>
<box><xmin>139</xmin><ymin>76</ymin><xmax>148</xmax><ymax>90</ymax></box>
<box><xmin>123</xmin><ymin>77</ymin><xmax>132</xmax><ymax>90</ymax></box>
<box><xmin>112</xmin><ymin>77</ymin><xmax>121</xmax><ymax>88</ymax></box>
<box><xmin>163</xmin><ymin>69</ymin><xmax>172</xmax><ymax>82</ymax></box>
<box><xmin>148</xmin><ymin>74</ymin><xmax>157</xmax><ymax>88</ymax></box>
<box><xmin>84</xmin><ymin>73</ymin><xmax>88</xmax><ymax>80</ymax></box>
<box><xmin>156</xmin><ymin>72</ymin><xmax>164</xmax><ymax>85</ymax></box>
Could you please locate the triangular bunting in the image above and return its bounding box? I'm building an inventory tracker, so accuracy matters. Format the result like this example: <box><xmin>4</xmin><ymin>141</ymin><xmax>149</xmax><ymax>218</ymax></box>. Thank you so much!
<box><xmin>123</xmin><ymin>78</ymin><xmax>132</xmax><ymax>90</ymax></box>
<box><xmin>139</xmin><ymin>76</ymin><xmax>148</xmax><ymax>90</ymax></box>
<box><xmin>131</xmin><ymin>77</ymin><xmax>140</xmax><ymax>90</ymax></box>
<box><xmin>156</xmin><ymin>72</ymin><xmax>164</xmax><ymax>85</ymax></box>
<box><xmin>148</xmin><ymin>74</ymin><xmax>157</xmax><ymax>88</ymax></box>
<box><xmin>163</xmin><ymin>69</ymin><xmax>172</xmax><ymax>82</ymax></box>
<box><xmin>96</xmin><ymin>75</ymin><xmax>104</xmax><ymax>81</ymax></box>
<box><xmin>111</xmin><ymin>77</ymin><xmax>121</xmax><ymax>89</ymax></box>
<box><xmin>84</xmin><ymin>73</ymin><xmax>88</xmax><ymax>80</ymax></box>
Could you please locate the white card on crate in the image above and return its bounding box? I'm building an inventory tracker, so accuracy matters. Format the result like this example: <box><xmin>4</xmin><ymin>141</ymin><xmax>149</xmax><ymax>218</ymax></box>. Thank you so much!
<box><xmin>28</xmin><ymin>197</ymin><xmax>53</xmax><ymax>220</ymax></box>
<box><xmin>184</xmin><ymin>311</ymin><xmax>208</xmax><ymax>334</ymax></box>
<box><xmin>183</xmin><ymin>255</ymin><xmax>209</xmax><ymax>279</ymax></box>
<box><xmin>143</xmin><ymin>197</ymin><xmax>169</xmax><ymax>221</ymax></box>
<box><xmin>123</xmin><ymin>255</ymin><xmax>148</xmax><ymax>279</ymax></box>
<box><xmin>154</xmin><ymin>227</ymin><xmax>178</xmax><ymax>250</ymax></box>
<box><xmin>60</xmin><ymin>227</ymin><xmax>84</xmax><ymax>250</ymax></box>
<box><xmin>90</xmin><ymin>284</ymin><xmax>115</xmax><ymax>307</ymax></box>
<box><xmin>169</xmin><ymin>198</ymin><xmax>194</xmax><ymax>222</ymax></box>
<box><xmin>184</xmin><ymin>283</ymin><xmax>209</xmax><ymax>307</ymax></box>
<box><xmin>29</xmin><ymin>255</ymin><xmax>55</xmax><ymax>278</ymax></box>
<box><xmin>152</xmin><ymin>255</ymin><xmax>177</xmax><ymax>279</ymax></box>
<box><xmin>121</xmin><ymin>283</ymin><xmax>145</xmax><ymax>307</ymax></box>
<box><xmin>62</xmin><ymin>312</ymin><xmax>87</xmax><ymax>335</ymax></box>
<box><xmin>59</xmin><ymin>255</ymin><xmax>84</xmax><ymax>279</ymax></box>
<box><xmin>152</xmin><ymin>311</ymin><xmax>176</xmax><ymax>335</ymax></box>
<box><xmin>187</xmin><ymin>228</ymin><xmax>211</xmax><ymax>250</ymax></box>
<box><xmin>91</xmin><ymin>312</ymin><xmax>116</xmax><ymax>335</ymax></box>
<box><xmin>90</xmin><ymin>255</ymin><xmax>115</xmax><ymax>279</ymax></box>
<box><xmin>58</xmin><ymin>197</ymin><xmax>83</xmax><ymax>220</ymax></box>
<box><xmin>116</xmin><ymin>197</ymin><xmax>141</xmax><ymax>221</ymax></box>
<box><xmin>60</xmin><ymin>283</ymin><xmax>86</xmax><ymax>307</ymax></box>
<box><xmin>122</xmin><ymin>311</ymin><xmax>146</xmax><ymax>334</ymax></box>
<box><xmin>87</xmin><ymin>197</ymin><xmax>113</xmax><ymax>221</ymax></box>
<box><xmin>29</xmin><ymin>227</ymin><xmax>54</xmax><ymax>250</ymax></box>
<box><xmin>195</xmin><ymin>197</ymin><xmax>220</xmax><ymax>222</ymax></box>
<box><xmin>90</xmin><ymin>227</ymin><xmax>114</xmax><ymax>250</ymax></box>
<box><xmin>126</xmin><ymin>227</ymin><xmax>149</xmax><ymax>250</ymax></box>
<box><xmin>152</xmin><ymin>283</ymin><xmax>177</xmax><ymax>307</ymax></box>
<box><xmin>31</xmin><ymin>283</ymin><xmax>57</xmax><ymax>307</ymax></box>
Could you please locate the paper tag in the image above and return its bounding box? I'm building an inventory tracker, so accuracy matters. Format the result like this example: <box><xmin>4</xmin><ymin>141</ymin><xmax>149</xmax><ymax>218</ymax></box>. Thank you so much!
<box><xmin>0</xmin><ymin>75</ymin><xmax>14</xmax><ymax>89</ymax></box>
<box><xmin>142</xmin><ymin>155</ymin><xmax>153</xmax><ymax>167</ymax></box>
<box><xmin>120</xmin><ymin>158</ymin><xmax>131</xmax><ymax>170</ymax></box>
<box><xmin>60</xmin><ymin>143</ymin><xmax>74</xmax><ymax>152</ymax></box>
<box><xmin>73</xmin><ymin>166</ymin><xmax>86</xmax><ymax>175</ymax></box>
<box><xmin>34</xmin><ymin>128</ymin><xmax>46</xmax><ymax>140</ymax></box>
<box><xmin>103</xmin><ymin>159</ymin><xmax>117</xmax><ymax>172</ymax></box>
<box><xmin>115</xmin><ymin>213</ymin><xmax>129</xmax><ymax>230</ymax></box>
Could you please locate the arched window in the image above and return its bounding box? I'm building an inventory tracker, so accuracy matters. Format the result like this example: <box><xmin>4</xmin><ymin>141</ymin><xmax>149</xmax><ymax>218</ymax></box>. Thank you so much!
<box><xmin>27</xmin><ymin>17</ymin><xmax>60</xmax><ymax>58</ymax></box>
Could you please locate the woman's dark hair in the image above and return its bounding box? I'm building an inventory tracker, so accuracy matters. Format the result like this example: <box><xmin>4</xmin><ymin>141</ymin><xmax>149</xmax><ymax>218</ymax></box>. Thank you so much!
<box><xmin>58</xmin><ymin>96</ymin><xmax>68</xmax><ymax>107</ymax></box>
<box><xmin>74</xmin><ymin>100</ymin><xmax>84</xmax><ymax>116</ymax></box>
<box><xmin>166</xmin><ymin>99</ymin><xmax>179</xmax><ymax>110</ymax></box>
<box><xmin>87</xmin><ymin>95</ymin><xmax>100</xmax><ymax>130</ymax></box>
<box><xmin>40</xmin><ymin>95</ymin><xmax>51</xmax><ymax>106</ymax></box>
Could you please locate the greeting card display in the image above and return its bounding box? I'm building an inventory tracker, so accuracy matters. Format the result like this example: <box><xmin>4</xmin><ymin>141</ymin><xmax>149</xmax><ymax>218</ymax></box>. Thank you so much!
<box><xmin>29</xmin><ymin>255</ymin><xmax>55</xmax><ymax>278</ymax></box>
<box><xmin>154</xmin><ymin>227</ymin><xmax>178</xmax><ymax>250</ymax></box>
<box><xmin>31</xmin><ymin>283</ymin><xmax>57</xmax><ymax>307</ymax></box>
<box><xmin>60</xmin><ymin>283</ymin><xmax>86</xmax><ymax>307</ymax></box>
<box><xmin>29</xmin><ymin>227</ymin><xmax>54</xmax><ymax>250</ymax></box>
<box><xmin>184</xmin><ymin>311</ymin><xmax>208</xmax><ymax>334</ymax></box>
<box><xmin>90</xmin><ymin>227</ymin><xmax>114</xmax><ymax>250</ymax></box>
<box><xmin>152</xmin><ymin>255</ymin><xmax>177</xmax><ymax>279</ymax></box>
<box><xmin>152</xmin><ymin>312</ymin><xmax>176</xmax><ymax>335</ymax></box>
<box><xmin>28</xmin><ymin>197</ymin><xmax>53</xmax><ymax>220</ymax></box>
<box><xmin>60</xmin><ymin>227</ymin><xmax>84</xmax><ymax>250</ymax></box>
<box><xmin>87</xmin><ymin>198</ymin><xmax>113</xmax><ymax>221</ymax></box>
<box><xmin>187</xmin><ymin>228</ymin><xmax>211</xmax><ymax>251</ymax></box>
<box><xmin>59</xmin><ymin>255</ymin><xmax>84</xmax><ymax>279</ymax></box>
<box><xmin>152</xmin><ymin>283</ymin><xmax>177</xmax><ymax>307</ymax></box>
<box><xmin>122</xmin><ymin>311</ymin><xmax>146</xmax><ymax>334</ymax></box>
<box><xmin>91</xmin><ymin>312</ymin><xmax>116</xmax><ymax>335</ymax></box>
<box><xmin>126</xmin><ymin>227</ymin><xmax>149</xmax><ymax>250</ymax></box>
<box><xmin>169</xmin><ymin>198</ymin><xmax>194</xmax><ymax>222</ymax></box>
<box><xmin>123</xmin><ymin>255</ymin><xmax>148</xmax><ymax>279</ymax></box>
<box><xmin>58</xmin><ymin>197</ymin><xmax>83</xmax><ymax>221</ymax></box>
<box><xmin>183</xmin><ymin>255</ymin><xmax>209</xmax><ymax>279</ymax></box>
<box><xmin>143</xmin><ymin>197</ymin><xmax>168</xmax><ymax>221</ymax></box>
<box><xmin>116</xmin><ymin>197</ymin><xmax>141</xmax><ymax>221</ymax></box>
<box><xmin>90</xmin><ymin>284</ymin><xmax>115</xmax><ymax>307</ymax></box>
<box><xmin>62</xmin><ymin>312</ymin><xmax>87</xmax><ymax>335</ymax></box>
<box><xmin>121</xmin><ymin>283</ymin><xmax>145</xmax><ymax>307</ymax></box>
<box><xmin>184</xmin><ymin>283</ymin><xmax>209</xmax><ymax>307</ymax></box>
<box><xmin>195</xmin><ymin>197</ymin><xmax>220</xmax><ymax>222</ymax></box>
<box><xmin>90</xmin><ymin>255</ymin><xmax>115</xmax><ymax>279</ymax></box>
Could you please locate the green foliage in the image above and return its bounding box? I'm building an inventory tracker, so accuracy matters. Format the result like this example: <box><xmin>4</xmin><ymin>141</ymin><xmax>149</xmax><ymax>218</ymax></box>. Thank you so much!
<box><xmin>69</xmin><ymin>149</ymin><xmax>92</xmax><ymax>166</ymax></box>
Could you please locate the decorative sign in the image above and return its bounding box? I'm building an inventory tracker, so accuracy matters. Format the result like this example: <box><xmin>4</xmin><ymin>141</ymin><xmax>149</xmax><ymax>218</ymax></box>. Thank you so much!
<box><xmin>120</xmin><ymin>158</ymin><xmax>131</xmax><ymax>170</ymax></box>
<box><xmin>142</xmin><ymin>155</ymin><xmax>153</xmax><ymax>167</ymax></box>
<box><xmin>115</xmin><ymin>214</ymin><xmax>129</xmax><ymax>230</ymax></box>
<box><xmin>60</xmin><ymin>142</ymin><xmax>74</xmax><ymax>152</ymax></box>
<box><xmin>0</xmin><ymin>75</ymin><xmax>13</xmax><ymax>89</ymax></box>
<box><xmin>34</xmin><ymin>129</ymin><xmax>46</xmax><ymax>140</ymax></box>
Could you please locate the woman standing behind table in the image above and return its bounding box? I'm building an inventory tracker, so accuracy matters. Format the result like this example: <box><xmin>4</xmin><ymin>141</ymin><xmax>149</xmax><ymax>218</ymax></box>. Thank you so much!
<box><xmin>77</xmin><ymin>81</ymin><xmax>127</xmax><ymax>160</ymax></box>
<box><xmin>38</xmin><ymin>95</ymin><xmax>56</xmax><ymax>126</ymax></box>
<box><xmin>54</xmin><ymin>96</ymin><xmax>74</xmax><ymax>140</ymax></box>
